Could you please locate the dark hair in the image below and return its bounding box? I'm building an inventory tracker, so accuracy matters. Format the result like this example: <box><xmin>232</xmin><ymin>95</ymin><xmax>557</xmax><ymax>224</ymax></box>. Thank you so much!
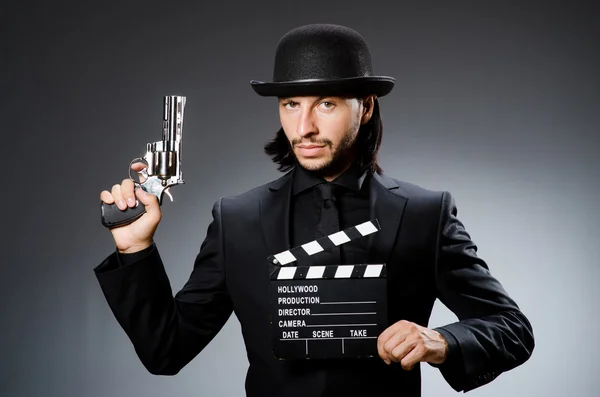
<box><xmin>264</xmin><ymin>98</ymin><xmax>384</xmax><ymax>175</ymax></box>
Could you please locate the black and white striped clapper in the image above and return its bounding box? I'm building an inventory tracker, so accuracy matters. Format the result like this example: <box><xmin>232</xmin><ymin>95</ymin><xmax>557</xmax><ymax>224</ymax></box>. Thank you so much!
<box><xmin>269</xmin><ymin>219</ymin><xmax>388</xmax><ymax>360</ymax></box>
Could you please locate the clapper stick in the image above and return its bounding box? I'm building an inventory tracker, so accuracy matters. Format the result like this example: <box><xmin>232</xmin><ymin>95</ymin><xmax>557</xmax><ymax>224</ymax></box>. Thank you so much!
<box><xmin>268</xmin><ymin>219</ymin><xmax>381</xmax><ymax>266</ymax></box>
<box><xmin>268</xmin><ymin>219</ymin><xmax>388</xmax><ymax>360</ymax></box>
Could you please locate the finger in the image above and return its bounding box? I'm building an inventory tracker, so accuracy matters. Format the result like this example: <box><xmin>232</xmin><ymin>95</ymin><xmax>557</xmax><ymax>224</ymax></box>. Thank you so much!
<box><xmin>383</xmin><ymin>329</ymin><xmax>412</xmax><ymax>362</ymax></box>
<box><xmin>377</xmin><ymin>331</ymin><xmax>389</xmax><ymax>364</ymax></box>
<box><xmin>377</xmin><ymin>320</ymin><xmax>410</xmax><ymax>363</ymax></box>
<box><xmin>378</xmin><ymin>328</ymin><xmax>399</xmax><ymax>364</ymax></box>
<box><xmin>379</xmin><ymin>319</ymin><xmax>409</xmax><ymax>343</ymax></box>
<box><xmin>135</xmin><ymin>187</ymin><xmax>159</xmax><ymax>211</ymax></box>
<box><xmin>100</xmin><ymin>190</ymin><xmax>114</xmax><ymax>204</ymax></box>
<box><xmin>390</xmin><ymin>336</ymin><xmax>418</xmax><ymax>365</ymax></box>
<box><xmin>135</xmin><ymin>188</ymin><xmax>162</xmax><ymax>224</ymax></box>
<box><xmin>110</xmin><ymin>184</ymin><xmax>126</xmax><ymax>210</ymax></box>
<box><xmin>399</xmin><ymin>344</ymin><xmax>425</xmax><ymax>371</ymax></box>
<box><xmin>131</xmin><ymin>161</ymin><xmax>147</xmax><ymax>172</ymax></box>
<box><xmin>377</xmin><ymin>335</ymin><xmax>391</xmax><ymax>365</ymax></box>
<box><xmin>121</xmin><ymin>178</ymin><xmax>136</xmax><ymax>208</ymax></box>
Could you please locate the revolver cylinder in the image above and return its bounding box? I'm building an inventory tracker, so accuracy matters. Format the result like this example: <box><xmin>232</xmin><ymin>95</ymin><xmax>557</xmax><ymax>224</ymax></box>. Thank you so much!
<box><xmin>154</xmin><ymin>151</ymin><xmax>177</xmax><ymax>182</ymax></box>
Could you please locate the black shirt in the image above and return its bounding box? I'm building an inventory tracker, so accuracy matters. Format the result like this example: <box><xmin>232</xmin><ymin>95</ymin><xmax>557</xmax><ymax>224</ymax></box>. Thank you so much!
<box><xmin>290</xmin><ymin>162</ymin><xmax>371</xmax><ymax>266</ymax></box>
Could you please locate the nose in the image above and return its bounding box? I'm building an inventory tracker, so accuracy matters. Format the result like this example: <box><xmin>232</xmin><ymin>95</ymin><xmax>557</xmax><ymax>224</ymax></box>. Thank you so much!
<box><xmin>296</xmin><ymin>107</ymin><xmax>318</xmax><ymax>137</ymax></box>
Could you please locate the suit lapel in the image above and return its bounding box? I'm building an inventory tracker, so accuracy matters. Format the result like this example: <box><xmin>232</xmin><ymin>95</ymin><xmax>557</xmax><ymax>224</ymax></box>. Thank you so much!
<box><xmin>260</xmin><ymin>170</ymin><xmax>294</xmax><ymax>258</ymax></box>
<box><xmin>368</xmin><ymin>173</ymin><xmax>407</xmax><ymax>263</ymax></box>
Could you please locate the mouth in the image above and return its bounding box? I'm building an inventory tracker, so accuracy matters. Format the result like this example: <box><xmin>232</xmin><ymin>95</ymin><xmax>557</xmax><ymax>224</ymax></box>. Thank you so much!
<box><xmin>296</xmin><ymin>144</ymin><xmax>327</xmax><ymax>157</ymax></box>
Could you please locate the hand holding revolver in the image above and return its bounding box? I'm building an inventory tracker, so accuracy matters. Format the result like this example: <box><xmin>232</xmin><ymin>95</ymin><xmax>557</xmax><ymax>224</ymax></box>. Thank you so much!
<box><xmin>100</xmin><ymin>169</ymin><xmax>162</xmax><ymax>254</ymax></box>
<box><xmin>99</xmin><ymin>95</ymin><xmax>186</xmax><ymax>254</ymax></box>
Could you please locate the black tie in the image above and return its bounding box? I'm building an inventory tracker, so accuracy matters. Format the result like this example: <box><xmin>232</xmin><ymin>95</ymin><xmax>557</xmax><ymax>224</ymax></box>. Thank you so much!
<box><xmin>314</xmin><ymin>183</ymin><xmax>341</xmax><ymax>265</ymax></box>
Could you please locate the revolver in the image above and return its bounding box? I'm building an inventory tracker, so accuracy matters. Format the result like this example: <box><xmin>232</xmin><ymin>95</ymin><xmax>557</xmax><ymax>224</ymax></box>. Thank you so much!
<box><xmin>100</xmin><ymin>95</ymin><xmax>186</xmax><ymax>228</ymax></box>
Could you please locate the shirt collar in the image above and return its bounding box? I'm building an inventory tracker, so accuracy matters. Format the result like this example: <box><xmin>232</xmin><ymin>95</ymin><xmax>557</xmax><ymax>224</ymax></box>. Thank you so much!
<box><xmin>292</xmin><ymin>161</ymin><xmax>369</xmax><ymax>196</ymax></box>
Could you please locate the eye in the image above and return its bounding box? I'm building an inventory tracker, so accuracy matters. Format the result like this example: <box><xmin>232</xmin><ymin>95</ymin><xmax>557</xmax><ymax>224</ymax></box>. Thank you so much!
<box><xmin>319</xmin><ymin>101</ymin><xmax>335</xmax><ymax>110</ymax></box>
<box><xmin>283</xmin><ymin>101</ymin><xmax>298</xmax><ymax>109</ymax></box>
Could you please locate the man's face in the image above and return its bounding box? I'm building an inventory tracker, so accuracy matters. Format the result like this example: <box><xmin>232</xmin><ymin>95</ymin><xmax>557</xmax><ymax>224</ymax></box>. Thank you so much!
<box><xmin>278</xmin><ymin>96</ymin><xmax>371</xmax><ymax>177</ymax></box>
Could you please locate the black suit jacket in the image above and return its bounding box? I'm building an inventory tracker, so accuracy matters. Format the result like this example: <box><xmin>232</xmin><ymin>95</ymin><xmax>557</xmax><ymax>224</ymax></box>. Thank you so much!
<box><xmin>95</xmin><ymin>171</ymin><xmax>534</xmax><ymax>396</ymax></box>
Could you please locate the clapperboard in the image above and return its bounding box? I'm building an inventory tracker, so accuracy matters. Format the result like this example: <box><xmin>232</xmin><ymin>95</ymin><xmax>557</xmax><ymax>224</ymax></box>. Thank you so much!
<box><xmin>268</xmin><ymin>219</ymin><xmax>387</xmax><ymax>360</ymax></box>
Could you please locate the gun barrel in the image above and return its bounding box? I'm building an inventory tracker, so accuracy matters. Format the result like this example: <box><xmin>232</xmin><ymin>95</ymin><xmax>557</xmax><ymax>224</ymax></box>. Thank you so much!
<box><xmin>163</xmin><ymin>95</ymin><xmax>185</xmax><ymax>143</ymax></box>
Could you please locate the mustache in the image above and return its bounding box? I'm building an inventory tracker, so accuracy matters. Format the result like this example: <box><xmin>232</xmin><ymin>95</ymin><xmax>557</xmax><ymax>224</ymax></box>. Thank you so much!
<box><xmin>291</xmin><ymin>138</ymin><xmax>333</xmax><ymax>148</ymax></box>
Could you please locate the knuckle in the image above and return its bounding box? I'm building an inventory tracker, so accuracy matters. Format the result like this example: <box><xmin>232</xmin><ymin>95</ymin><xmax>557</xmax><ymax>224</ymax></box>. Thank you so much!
<box><xmin>383</xmin><ymin>341</ymin><xmax>395</xmax><ymax>353</ymax></box>
<box><xmin>391</xmin><ymin>344</ymin><xmax>405</xmax><ymax>358</ymax></box>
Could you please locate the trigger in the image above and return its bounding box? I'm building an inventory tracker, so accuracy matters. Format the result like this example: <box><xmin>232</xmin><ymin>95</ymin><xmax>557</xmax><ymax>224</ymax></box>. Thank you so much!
<box><xmin>164</xmin><ymin>188</ymin><xmax>174</xmax><ymax>202</ymax></box>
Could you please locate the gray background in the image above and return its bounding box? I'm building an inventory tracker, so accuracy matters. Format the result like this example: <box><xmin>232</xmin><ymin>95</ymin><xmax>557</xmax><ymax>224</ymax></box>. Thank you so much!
<box><xmin>2</xmin><ymin>1</ymin><xmax>599</xmax><ymax>396</ymax></box>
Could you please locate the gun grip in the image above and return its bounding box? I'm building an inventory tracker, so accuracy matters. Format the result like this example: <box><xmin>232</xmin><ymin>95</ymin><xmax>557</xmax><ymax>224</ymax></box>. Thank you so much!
<box><xmin>100</xmin><ymin>201</ymin><xmax>146</xmax><ymax>228</ymax></box>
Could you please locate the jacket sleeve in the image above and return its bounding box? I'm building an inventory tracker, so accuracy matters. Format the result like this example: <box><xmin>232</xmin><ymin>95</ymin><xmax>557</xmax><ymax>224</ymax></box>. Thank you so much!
<box><xmin>431</xmin><ymin>191</ymin><xmax>535</xmax><ymax>391</ymax></box>
<box><xmin>94</xmin><ymin>198</ymin><xmax>233</xmax><ymax>375</ymax></box>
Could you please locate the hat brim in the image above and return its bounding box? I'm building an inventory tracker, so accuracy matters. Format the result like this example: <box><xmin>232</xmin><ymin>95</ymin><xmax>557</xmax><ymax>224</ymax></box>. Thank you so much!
<box><xmin>250</xmin><ymin>76</ymin><xmax>395</xmax><ymax>98</ymax></box>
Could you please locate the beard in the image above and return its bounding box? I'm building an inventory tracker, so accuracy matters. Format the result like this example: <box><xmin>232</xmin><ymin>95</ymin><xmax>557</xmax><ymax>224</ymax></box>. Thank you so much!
<box><xmin>290</xmin><ymin>120</ymin><xmax>359</xmax><ymax>176</ymax></box>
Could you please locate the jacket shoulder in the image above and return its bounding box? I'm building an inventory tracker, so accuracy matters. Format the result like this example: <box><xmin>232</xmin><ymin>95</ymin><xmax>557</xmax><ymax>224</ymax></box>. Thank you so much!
<box><xmin>218</xmin><ymin>171</ymin><xmax>292</xmax><ymax>209</ymax></box>
<box><xmin>377</xmin><ymin>173</ymin><xmax>446</xmax><ymax>201</ymax></box>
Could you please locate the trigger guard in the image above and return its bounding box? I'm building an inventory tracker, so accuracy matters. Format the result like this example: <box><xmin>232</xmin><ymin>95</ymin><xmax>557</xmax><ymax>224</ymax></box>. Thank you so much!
<box><xmin>128</xmin><ymin>157</ymin><xmax>149</xmax><ymax>181</ymax></box>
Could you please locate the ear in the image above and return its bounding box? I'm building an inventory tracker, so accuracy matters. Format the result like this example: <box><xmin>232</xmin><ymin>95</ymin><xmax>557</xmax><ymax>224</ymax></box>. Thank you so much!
<box><xmin>360</xmin><ymin>95</ymin><xmax>376</xmax><ymax>125</ymax></box>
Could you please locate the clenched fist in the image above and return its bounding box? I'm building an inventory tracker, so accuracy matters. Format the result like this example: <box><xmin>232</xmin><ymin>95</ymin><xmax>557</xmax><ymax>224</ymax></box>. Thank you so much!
<box><xmin>377</xmin><ymin>320</ymin><xmax>448</xmax><ymax>370</ymax></box>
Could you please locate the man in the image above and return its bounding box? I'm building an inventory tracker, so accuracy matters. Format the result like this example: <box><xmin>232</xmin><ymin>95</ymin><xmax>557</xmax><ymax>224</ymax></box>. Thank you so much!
<box><xmin>95</xmin><ymin>24</ymin><xmax>534</xmax><ymax>396</ymax></box>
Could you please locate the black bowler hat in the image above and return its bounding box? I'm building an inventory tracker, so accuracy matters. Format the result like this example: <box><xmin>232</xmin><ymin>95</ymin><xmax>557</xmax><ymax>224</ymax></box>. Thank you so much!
<box><xmin>250</xmin><ymin>24</ymin><xmax>395</xmax><ymax>97</ymax></box>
